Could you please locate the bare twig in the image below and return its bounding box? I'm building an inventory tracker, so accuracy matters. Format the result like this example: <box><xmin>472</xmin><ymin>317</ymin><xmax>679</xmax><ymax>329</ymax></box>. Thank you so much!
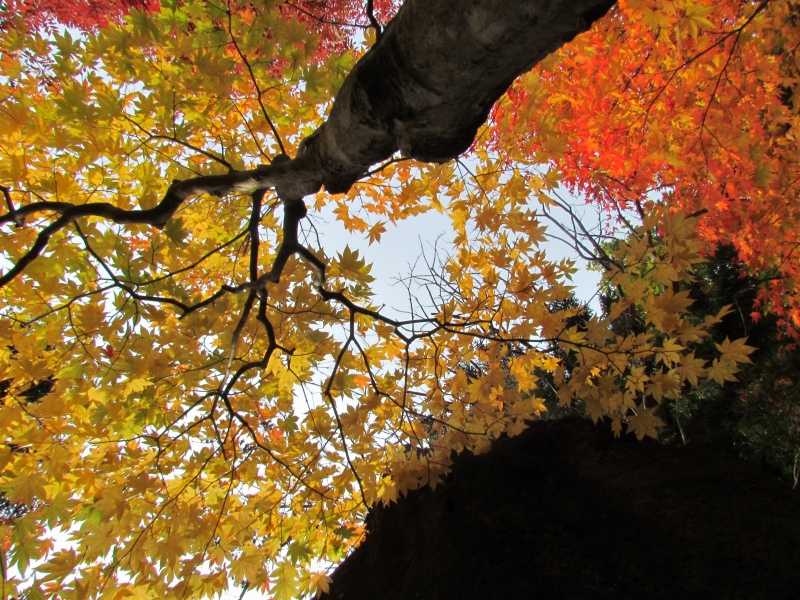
<box><xmin>282</xmin><ymin>1</ymin><xmax>368</xmax><ymax>29</ymax></box>
<box><xmin>227</xmin><ymin>0</ymin><xmax>287</xmax><ymax>155</ymax></box>
<box><xmin>0</xmin><ymin>185</ymin><xmax>20</xmax><ymax>226</ymax></box>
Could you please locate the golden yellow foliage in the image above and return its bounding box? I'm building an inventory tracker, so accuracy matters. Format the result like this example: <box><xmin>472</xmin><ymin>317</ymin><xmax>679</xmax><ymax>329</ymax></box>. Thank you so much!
<box><xmin>0</xmin><ymin>2</ymin><xmax>758</xmax><ymax>598</ymax></box>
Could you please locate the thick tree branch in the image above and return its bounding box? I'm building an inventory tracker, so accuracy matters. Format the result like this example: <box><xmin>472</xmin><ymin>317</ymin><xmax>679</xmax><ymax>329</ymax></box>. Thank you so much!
<box><xmin>298</xmin><ymin>0</ymin><xmax>616</xmax><ymax>193</ymax></box>
<box><xmin>129</xmin><ymin>0</ymin><xmax>617</xmax><ymax>201</ymax></box>
<box><xmin>0</xmin><ymin>0</ymin><xmax>614</xmax><ymax>288</ymax></box>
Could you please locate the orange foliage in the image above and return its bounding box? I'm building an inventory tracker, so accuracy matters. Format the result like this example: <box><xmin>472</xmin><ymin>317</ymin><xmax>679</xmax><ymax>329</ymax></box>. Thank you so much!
<box><xmin>494</xmin><ymin>0</ymin><xmax>800</xmax><ymax>330</ymax></box>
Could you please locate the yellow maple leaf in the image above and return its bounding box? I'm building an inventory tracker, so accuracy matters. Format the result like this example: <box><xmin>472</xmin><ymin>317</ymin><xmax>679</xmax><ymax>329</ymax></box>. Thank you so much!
<box><xmin>715</xmin><ymin>337</ymin><xmax>756</xmax><ymax>365</ymax></box>
<box><xmin>626</xmin><ymin>408</ymin><xmax>665</xmax><ymax>441</ymax></box>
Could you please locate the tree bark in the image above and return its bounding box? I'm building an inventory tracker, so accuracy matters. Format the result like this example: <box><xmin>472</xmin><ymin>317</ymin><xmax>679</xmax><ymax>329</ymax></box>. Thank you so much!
<box><xmin>271</xmin><ymin>0</ymin><xmax>616</xmax><ymax>198</ymax></box>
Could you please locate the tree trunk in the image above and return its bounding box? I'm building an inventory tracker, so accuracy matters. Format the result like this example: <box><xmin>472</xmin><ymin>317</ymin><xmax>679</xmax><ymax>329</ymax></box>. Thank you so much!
<box><xmin>319</xmin><ymin>419</ymin><xmax>800</xmax><ymax>600</ymax></box>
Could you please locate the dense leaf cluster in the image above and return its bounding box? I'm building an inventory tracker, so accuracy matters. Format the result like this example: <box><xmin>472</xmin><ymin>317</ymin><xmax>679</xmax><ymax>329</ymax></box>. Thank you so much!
<box><xmin>0</xmin><ymin>0</ymin><xmax>783</xmax><ymax>597</ymax></box>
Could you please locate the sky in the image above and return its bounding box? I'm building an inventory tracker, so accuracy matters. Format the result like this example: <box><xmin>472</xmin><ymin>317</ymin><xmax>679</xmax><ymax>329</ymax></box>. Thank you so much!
<box><xmin>309</xmin><ymin>194</ymin><xmax>604</xmax><ymax>313</ymax></box>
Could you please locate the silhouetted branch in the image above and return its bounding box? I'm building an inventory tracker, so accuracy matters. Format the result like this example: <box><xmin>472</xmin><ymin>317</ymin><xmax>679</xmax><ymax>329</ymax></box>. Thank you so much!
<box><xmin>366</xmin><ymin>0</ymin><xmax>382</xmax><ymax>38</ymax></box>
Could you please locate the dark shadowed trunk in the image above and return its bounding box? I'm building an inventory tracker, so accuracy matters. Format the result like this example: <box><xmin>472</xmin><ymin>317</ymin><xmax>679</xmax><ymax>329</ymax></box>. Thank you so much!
<box><xmin>319</xmin><ymin>419</ymin><xmax>800</xmax><ymax>600</ymax></box>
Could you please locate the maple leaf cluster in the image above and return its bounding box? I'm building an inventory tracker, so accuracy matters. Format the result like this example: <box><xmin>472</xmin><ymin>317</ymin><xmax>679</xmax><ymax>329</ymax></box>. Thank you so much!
<box><xmin>494</xmin><ymin>0</ymin><xmax>800</xmax><ymax>332</ymax></box>
<box><xmin>280</xmin><ymin>0</ymin><xmax>400</xmax><ymax>56</ymax></box>
<box><xmin>0</xmin><ymin>0</ymin><xmax>770</xmax><ymax>598</ymax></box>
<box><xmin>2</xmin><ymin>0</ymin><xmax>399</xmax><ymax>61</ymax></box>
<box><xmin>1</xmin><ymin>0</ymin><xmax>159</xmax><ymax>31</ymax></box>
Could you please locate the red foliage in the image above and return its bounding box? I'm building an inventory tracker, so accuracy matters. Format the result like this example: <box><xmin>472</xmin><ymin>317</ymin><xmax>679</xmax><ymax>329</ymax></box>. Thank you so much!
<box><xmin>281</xmin><ymin>0</ymin><xmax>400</xmax><ymax>56</ymax></box>
<box><xmin>2</xmin><ymin>0</ymin><xmax>159</xmax><ymax>31</ymax></box>
<box><xmin>493</xmin><ymin>0</ymin><xmax>800</xmax><ymax>333</ymax></box>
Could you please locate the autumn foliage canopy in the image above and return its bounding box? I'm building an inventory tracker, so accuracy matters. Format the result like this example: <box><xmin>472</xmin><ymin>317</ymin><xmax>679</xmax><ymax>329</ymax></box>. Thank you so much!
<box><xmin>0</xmin><ymin>0</ymin><xmax>789</xmax><ymax>597</ymax></box>
<box><xmin>495</xmin><ymin>0</ymin><xmax>800</xmax><ymax>327</ymax></box>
